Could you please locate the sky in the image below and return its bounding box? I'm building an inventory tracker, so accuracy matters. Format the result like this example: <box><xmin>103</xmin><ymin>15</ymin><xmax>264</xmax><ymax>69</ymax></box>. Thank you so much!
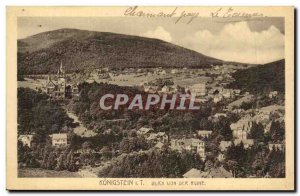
<box><xmin>18</xmin><ymin>17</ymin><xmax>285</xmax><ymax>64</ymax></box>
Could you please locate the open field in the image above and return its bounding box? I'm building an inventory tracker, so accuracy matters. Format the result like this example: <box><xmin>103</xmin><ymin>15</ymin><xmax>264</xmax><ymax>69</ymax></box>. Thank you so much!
<box><xmin>92</xmin><ymin>71</ymin><xmax>211</xmax><ymax>87</ymax></box>
<box><xmin>17</xmin><ymin>78</ymin><xmax>46</xmax><ymax>90</ymax></box>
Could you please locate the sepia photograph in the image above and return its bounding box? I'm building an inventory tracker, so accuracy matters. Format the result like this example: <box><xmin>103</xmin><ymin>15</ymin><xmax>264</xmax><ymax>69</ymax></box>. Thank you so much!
<box><xmin>6</xmin><ymin>6</ymin><xmax>295</xmax><ymax>191</ymax></box>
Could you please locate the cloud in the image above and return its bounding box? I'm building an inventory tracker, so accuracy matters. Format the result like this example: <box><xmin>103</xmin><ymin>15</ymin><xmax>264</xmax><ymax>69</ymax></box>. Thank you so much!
<box><xmin>141</xmin><ymin>26</ymin><xmax>172</xmax><ymax>42</ymax></box>
<box><xmin>180</xmin><ymin>22</ymin><xmax>284</xmax><ymax>64</ymax></box>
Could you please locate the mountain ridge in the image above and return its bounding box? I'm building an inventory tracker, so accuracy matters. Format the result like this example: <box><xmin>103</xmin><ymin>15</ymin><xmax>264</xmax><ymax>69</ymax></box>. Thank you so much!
<box><xmin>18</xmin><ymin>28</ymin><xmax>224</xmax><ymax>75</ymax></box>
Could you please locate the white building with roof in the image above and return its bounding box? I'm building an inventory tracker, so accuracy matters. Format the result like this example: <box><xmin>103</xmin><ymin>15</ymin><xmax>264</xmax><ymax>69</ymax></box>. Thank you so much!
<box><xmin>197</xmin><ymin>130</ymin><xmax>213</xmax><ymax>138</ymax></box>
<box><xmin>186</xmin><ymin>83</ymin><xmax>206</xmax><ymax>97</ymax></box>
<box><xmin>230</xmin><ymin>119</ymin><xmax>253</xmax><ymax>139</ymax></box>
<box><xmin>170</xmin><ymin>138</ymin><xmax>206</xmax><ymax>160</ymax></box>
<box><xmin>234</xmin><ymin>139</ymin><xmax>254</xmax><ymax>149</ymax></box>
<box><xmin>268</xmin><ymin>143</ymin><xmax>284</xmax><ymax>151</ymax></box>
<box><xmin>50</xmin><ymin>133</ymin><xmax>68</xmax><ymax>146</ymax></box>
<box><xmin>18</xmin><ymin>134</ymin><xmax>34</xmax><ymax>148</ymax></box>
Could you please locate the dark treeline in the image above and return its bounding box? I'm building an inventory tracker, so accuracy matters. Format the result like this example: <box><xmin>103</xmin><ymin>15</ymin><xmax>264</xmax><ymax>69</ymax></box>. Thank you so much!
<box><xmin>228</xmin><ymin>59</ymin><xmax>285</xmax><ymax>95</ymax></box>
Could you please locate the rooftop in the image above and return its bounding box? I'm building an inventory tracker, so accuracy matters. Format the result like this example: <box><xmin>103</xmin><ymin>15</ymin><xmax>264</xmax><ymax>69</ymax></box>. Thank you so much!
<box><xmin>183</xmin><ymin>168</ymin><xmax>202</xmax><ymax>178</ymax></box>
<box><xmin>51</xmin><ymin>133</ymin><xmax>67</xmax><ymax>139</ymax></box>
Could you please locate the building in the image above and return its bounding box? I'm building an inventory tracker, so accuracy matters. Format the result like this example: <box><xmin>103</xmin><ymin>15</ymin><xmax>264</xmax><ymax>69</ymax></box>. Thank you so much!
<box><xmin>161</xmin><ymin>85</ymin><xmax>170</xmax><ymax>93</ymax></box>
<box><xmin>269</xmin><ymin>91</ymin><xmax>278</xmax><ymax>98</ymax></box>
<box><xmin>214</xmin><ymin>113</ymin><xmax>227</xmax><ymax>118</ymax></box>
<box><xmin>45</xmin><ymin>62</ymin><xmax>78</xmax><ymax>99</ymax></box>
<box><xmin>71</xmin><ymin>84</ymin><xmax>79</xmax><ymax>97</ymax></box>
<box><xmin>232</xmin><ymin>108</ymin><xmax>245</xmax><ymax>114</ymax></box>
<box><xmin>50</xmin><ymin>133</ymin><xmax>68</xmax><ymax>146</ymax></box>
<box><xmin>230</xmin><ymin>119</ymin><xmax>253</xmax><ymax>139</ymax></box>
<box><xmin>160</xmin><ymin>85</ymin><xmax>179</xmax><ymax>94</ymax></box>
<box><xmin>217</xmin><ymin>153</ymin><xmax>225</xmax><ymax>161</ymax></box>
<box><xmin>222</xmin><ymin>89</ymin><xmax>232</xmax><ymax>99</ymax></box>
<box><xmin>213</xmin><ymin>94</ymin><xmax>223</xmax><ymax>103</ymax></box>
<box><xmin>146</xmin><ymin>132</ymin><xmax>168</xmax><ymax>143</ymax></box>
<box><xmin>197</xmin><ymin>130</ymin><xmax>213</xmax><ymax>138</ymax></box>
<box><xmin>268</xmin><ymin>143</ymin><xmax>284</xmax><ymax>151</ymax></box>
<box><xmin>154</xmin><ymin>142</ymin><xmax>164</xmax><ymax>149</ymax></box>
<box><xmin>234</xmin><ymin>139</ymin><xmax>254</xmax><ymax>149</ymax></box>
<box><xmin>137</xmin><ymin>127</ymin><xmax>154</xmax><ymax>137</ymax></box>
<box><xmin>200</xmin><ymin>166</ymin><xmax>233</xmax><ymax>178</ymax></box>
<box><xmin>160</xmin><ymin>70</ymin><xmax>167</xmax><ymax>75</ymax></box>
<box><xmin>170</xmin><ymin>138</ymin><xmax>206</xmax><ymax>160</ymax></box>
<box><xmin>234</xmin><ymin>129</ymin><xmax>248</xmax><ymax>140</ymax></box>
<box><xmin>186</xmin><ymin>83</ymin><xmax>206</xmax><ymax>97</ymax></box>
<box><xmin>18</xmin><ymin>134</ymin><xmax>34</xmax><ymax>148</ymax></box>
<box><xmin>219</xmin><ymin>141</ymin><xmax>232</xmax><ymax>151</ymax></box>
<box><xmin>171</xmin><ymin>69</ymin><xmax>179</xmax><ymax>74</ymax></box>
<box><xmin>183</xmin><ymin>168</ymin><xmax>202</xmax><ymax>178</ymax></box>
<box><xmin>233</xmin><ymin>89</ymin><xmax>241</xmax><ymax>96</ymax></box>
<box><xmin>144</xmin><ymin>86</ymin><xmax>159</xmax><ymax>93</ymax></box>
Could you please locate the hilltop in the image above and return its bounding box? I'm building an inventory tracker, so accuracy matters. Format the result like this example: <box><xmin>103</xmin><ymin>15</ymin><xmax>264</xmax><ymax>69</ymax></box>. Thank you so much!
<box><xmin>18</xmin><ymin>28</ymin><xmax>223</xmax><ymax>75</ymax></box>
<box><xmin>228</xmin><ymin>59</ymin><xmax>285</xmax><ymax>94</ymax></box>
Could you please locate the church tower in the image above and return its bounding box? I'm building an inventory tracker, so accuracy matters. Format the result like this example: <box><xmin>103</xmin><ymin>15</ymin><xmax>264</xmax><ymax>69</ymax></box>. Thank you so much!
<box><xmin>57</xmin><ymin>61</ymin><xmax>65</xmax><ymax>78</ymax></box>
<box><xmin>57</xmin><ymin>61</ymin><xmax>66</xmax><ymax>98</ymax></box>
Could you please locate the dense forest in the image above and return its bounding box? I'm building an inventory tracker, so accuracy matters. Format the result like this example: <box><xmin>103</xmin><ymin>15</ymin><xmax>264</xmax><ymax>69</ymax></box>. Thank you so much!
<box><xmin>17</xmin><ymin>28</ymin><xmax>223</xmax><ymax>75</ymax></box>
<box><xmin>69</xmin><ymin>82</ymin><xmax>235</xmax><ymax>138</ymax></box>
<box><xmin>99</xmin><ymin>150</ymin><xmax>204</xmax><ymax>178</ymax></box>
<box><xmin>228</xmin><ymin>59</ymin><xmax>285</xmax><ymax>94</ymax></box>
<box><xmin>17</xmin><ymin>88</ymin><xmax>73</xmax><ymax>142</ymax></box>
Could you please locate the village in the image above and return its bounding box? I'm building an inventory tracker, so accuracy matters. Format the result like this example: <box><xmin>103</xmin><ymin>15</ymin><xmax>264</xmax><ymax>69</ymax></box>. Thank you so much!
<box><xmin>17</xmin><ymin>61</ymin><xmax>285</xmax><ymax>178</ymax></box>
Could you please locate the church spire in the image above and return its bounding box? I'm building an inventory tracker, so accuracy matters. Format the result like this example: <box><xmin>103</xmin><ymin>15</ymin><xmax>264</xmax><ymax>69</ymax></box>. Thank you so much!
<box><xmin>58</xmin><ymin>60</ymin><xmax>65</xmax><ymax>78</ymax></box>
<box><xmin>60</xmin><ymin>61</ymin><xmax>63</xmax><ymax>73</ymax></box>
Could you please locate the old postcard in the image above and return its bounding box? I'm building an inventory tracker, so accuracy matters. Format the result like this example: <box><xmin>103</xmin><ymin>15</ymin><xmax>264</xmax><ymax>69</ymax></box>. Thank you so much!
<box><xmin>6</xmin><ymin>6</ymin><xmax>294</xmax><ymax>191</ymax></box>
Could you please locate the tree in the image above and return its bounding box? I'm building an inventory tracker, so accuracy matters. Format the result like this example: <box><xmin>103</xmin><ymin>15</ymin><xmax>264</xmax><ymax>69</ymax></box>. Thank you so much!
<box><xmin>267</xmin><ymin>150</ymin><xmax>285</xmax><ymax>177</ymax></box>
<box><xmin>46</xmin><ymin>151</ymin><xmax>58</xmax><ymax>170</ymax></box>
<box><xmin>55</xmin><ymin>154</ymin><xmax>65</xmax><ymax>170</ymax></box>
<box><xmin>249</xmin><ymin>122</ymin><xmax>264</xmax><ymax>142</ymax></box>
<box><xmin>225</xmin><ymin>143</ymin><xmax>251</xmax><ymax>177</ymax></box>
<box><xmin>251</xmin><ymin>150</ymin><xmax>267</xmax><ymax>177</ymax></box>
<box><xmin>226</xmin><ymin>160</ymin><xmax>238</xmax><ymax>177</ymax></box>
<box><xmin>269</xmin><ymin>120</ymin><xmax>285</xmax><ymax>142</ymax></box>
<box><xmin>213</xmin><ymin>118</ymin><xmax>233</xmax><ymax>140</ymax></box>
<box><xmin>240</xmin><ymin>101</ymin><xmax>254</xmax><ymax>110</ymax></box>
<box><xmin>82</xmin><ymin>141</ymin><xmax>92</xmax><ymax>150</ymax></box>
<box><xmin>100</xmin><ymin>146</ymin><xmax>112</xmax><ymax>160</ymax></box>
<box><xmin>199</xmin><ymin>118</ymin><xmax>213</xmax><ymax>130</ymax></box>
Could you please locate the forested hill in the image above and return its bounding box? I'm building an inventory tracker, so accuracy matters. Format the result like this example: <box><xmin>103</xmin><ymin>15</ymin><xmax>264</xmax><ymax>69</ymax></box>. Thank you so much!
<box><xmin>228</xmin><ymin>59</ymin><xmax>285</xmax><ymax>94</ymax></box>
<box><xmin>18</xmin><ymin>28</ymin><xmax>223</xmax><ymax>75</ymax></box>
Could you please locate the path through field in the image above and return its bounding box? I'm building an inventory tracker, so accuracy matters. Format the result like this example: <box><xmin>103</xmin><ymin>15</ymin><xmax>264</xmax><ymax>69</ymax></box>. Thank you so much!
<box><xmin>66</xmin><ymin>111</ymin><xmax>96</xmax><ymax>137</ymax></box>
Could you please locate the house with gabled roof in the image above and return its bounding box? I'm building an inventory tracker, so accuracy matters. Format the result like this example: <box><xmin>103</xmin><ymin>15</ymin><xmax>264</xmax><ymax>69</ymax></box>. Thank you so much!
<box><xmin>50</xmin><ymin>133</ymin><xmax>68</xmax><ymax>146</ymax></box>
